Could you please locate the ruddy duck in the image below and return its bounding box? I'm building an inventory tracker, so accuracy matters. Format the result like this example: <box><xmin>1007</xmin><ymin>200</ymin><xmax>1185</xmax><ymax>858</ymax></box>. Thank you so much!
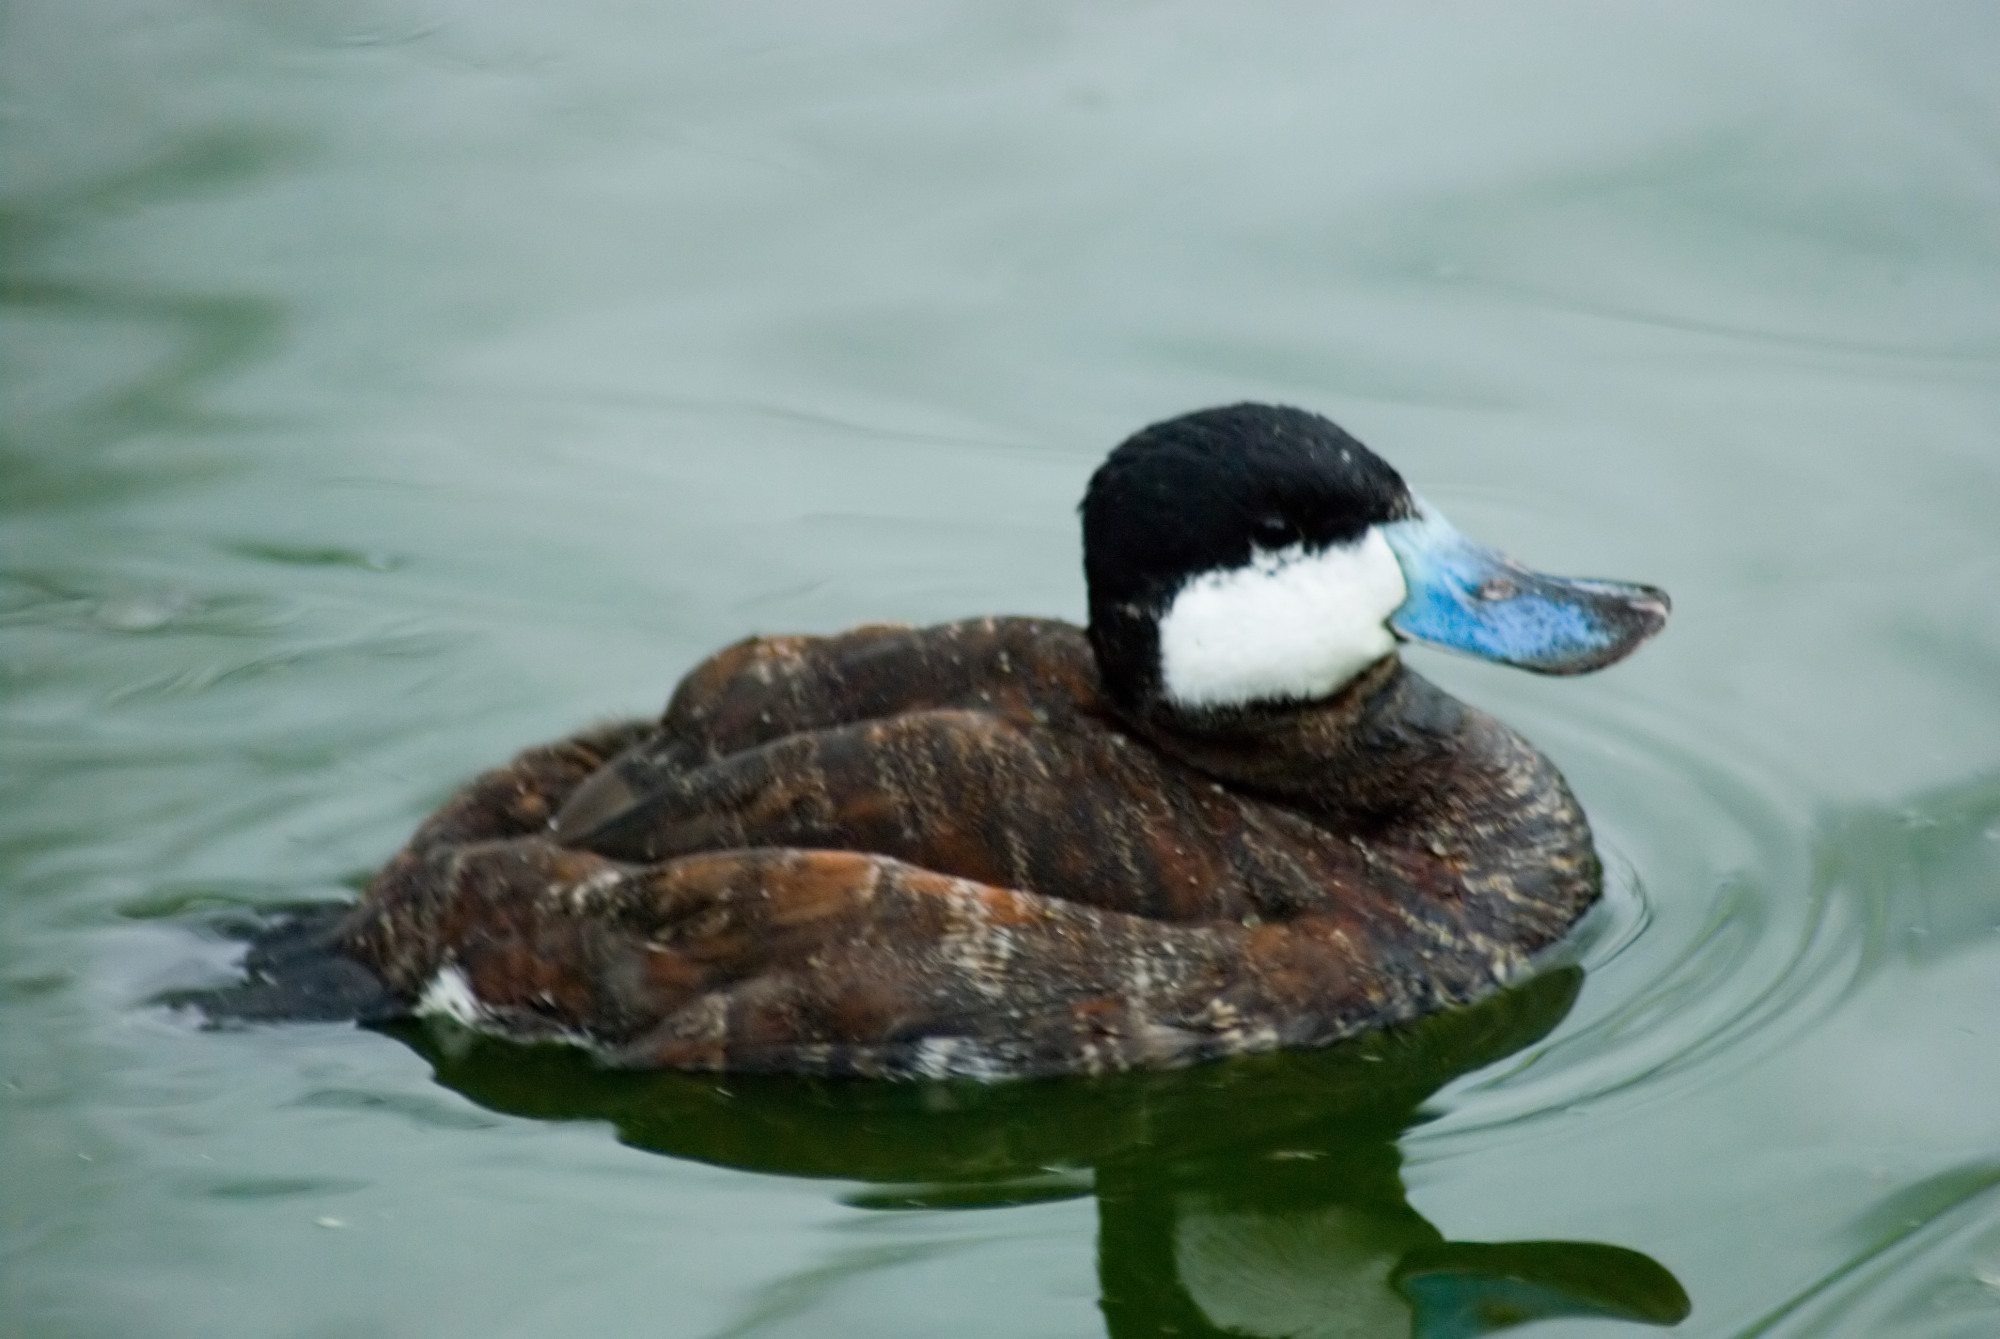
<box><xmin>224</xmin><ymin>404</ymin><xmax>1668</xmax><ymax>1078</ymax></box>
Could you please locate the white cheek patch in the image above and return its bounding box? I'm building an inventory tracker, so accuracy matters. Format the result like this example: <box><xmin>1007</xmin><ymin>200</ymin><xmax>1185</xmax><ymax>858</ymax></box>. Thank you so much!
<box><xmin>1158</xmin><ymin>528</ymin><xmax>1408</xmax><ymax>709</ymax></box>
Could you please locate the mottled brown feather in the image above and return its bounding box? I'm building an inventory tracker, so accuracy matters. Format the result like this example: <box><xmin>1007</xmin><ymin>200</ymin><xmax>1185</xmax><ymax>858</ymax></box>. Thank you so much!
<box><xmin>339</xmin><ymin>617</ymin><xmax>1600</xmax><ymax>1077</ymax></box>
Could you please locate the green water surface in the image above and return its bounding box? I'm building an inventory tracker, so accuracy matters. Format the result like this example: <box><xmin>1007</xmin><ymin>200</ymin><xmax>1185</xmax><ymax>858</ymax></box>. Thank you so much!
<box><xmin>5</xmin><ymin>3</ymin><xmax>2000</xmax><ymax>1337</ymax></box>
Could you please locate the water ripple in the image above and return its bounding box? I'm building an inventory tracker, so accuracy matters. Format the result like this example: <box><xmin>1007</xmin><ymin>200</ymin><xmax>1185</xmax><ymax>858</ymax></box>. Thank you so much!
<box><xmin>1429</xmin><ymin>694</ymin><xmax>2000</xmax><ymax>1152</ymax></box>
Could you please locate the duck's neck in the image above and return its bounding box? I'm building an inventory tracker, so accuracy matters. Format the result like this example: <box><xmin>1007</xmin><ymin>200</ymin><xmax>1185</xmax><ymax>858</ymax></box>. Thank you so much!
<box><xmin>1117</xmin><ymin>655</ymin><xmax>1484</xmax><ymax>827</ymax></box>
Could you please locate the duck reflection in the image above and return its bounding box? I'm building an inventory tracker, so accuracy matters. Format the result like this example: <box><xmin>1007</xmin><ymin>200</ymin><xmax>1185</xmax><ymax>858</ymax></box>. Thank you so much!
<box><xmin>389</xmin><ymin>966</ymin><xmax>1687</xmax><ymax>1338</ymax></box>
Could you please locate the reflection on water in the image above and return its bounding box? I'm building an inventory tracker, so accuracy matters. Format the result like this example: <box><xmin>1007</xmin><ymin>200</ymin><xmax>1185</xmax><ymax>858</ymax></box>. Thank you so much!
<box><xmin>399</xmin><ymin>968</ymin><xmax>1687</xmax><ymax>1338</ymax></box>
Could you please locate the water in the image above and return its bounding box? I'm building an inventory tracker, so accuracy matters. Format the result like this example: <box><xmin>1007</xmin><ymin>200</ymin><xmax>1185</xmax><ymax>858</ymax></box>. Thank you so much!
<box><xmin>5</xmin><ymin>2</ymin><xmax>1999</xmax><ymax>1335</ymax></box>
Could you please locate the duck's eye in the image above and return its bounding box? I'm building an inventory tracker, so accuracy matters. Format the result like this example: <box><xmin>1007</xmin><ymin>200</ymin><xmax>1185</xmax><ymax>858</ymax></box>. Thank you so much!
<box><xmin>1253</xmin><ymin>514</ymin><xmax>1295</xmax><ymax>548</ymax></box>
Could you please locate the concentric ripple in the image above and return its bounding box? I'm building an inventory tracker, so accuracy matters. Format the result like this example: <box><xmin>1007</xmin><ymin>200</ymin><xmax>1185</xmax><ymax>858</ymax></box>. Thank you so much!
<box><xmin>1408</xmin><ymin>686</ymin><xmax>1850</xmax><ymax>1135</ymax></box>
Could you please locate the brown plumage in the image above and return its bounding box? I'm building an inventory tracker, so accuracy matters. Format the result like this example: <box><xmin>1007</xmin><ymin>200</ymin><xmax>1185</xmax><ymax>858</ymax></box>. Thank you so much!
<box><xmin>339</xmin><ymin>617</ymin><xmax>1599</xmax><ymax>1078</ymax></box>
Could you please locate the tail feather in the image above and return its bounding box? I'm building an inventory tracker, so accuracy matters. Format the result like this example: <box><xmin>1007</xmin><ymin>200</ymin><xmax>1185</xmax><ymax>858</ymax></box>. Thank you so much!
<box><xmin>168</xmin><ymin>903</ymin><xmax>408</xmax><ymax>1025</ymax></box>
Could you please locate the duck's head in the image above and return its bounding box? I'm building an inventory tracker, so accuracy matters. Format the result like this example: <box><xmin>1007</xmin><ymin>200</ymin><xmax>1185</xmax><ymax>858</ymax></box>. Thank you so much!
<box><xmin>1082</xmin><ymin>404</ymin><xmax>1670</xmax><ymax>716</ymax></box>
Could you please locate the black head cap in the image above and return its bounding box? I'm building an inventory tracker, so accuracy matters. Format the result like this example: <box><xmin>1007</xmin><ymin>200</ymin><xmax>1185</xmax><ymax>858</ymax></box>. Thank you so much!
<box><xmin>1082</xmin><ymin>404</ymin><xmax>1414</xmax><ymax>711</ymax></box>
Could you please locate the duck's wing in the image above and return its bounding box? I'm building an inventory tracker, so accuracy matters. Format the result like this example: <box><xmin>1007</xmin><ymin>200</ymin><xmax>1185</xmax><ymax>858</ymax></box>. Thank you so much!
<box><xmin>665</xmin><ymin>617</ymin><xmax>1107</xmax><ymax>759</ymax></box>
<box><xmin>349</xmin><ymin>837</ymin><xmax>1389</xmax><ymax>1079</ymax></box>
<box><xmin>399</xmin><ymin>717</ymin><xmax>659</xmax><ymax>853</ymax></box>
<box><xmin>553</xmin><ymin>617</ymin><xmax>1106</xmax><ymax>844</ymax></box>
<box><xmin>552</xmin><ymin>703</ymin><xmax>1332</xmax><ymax>924</ymax></box>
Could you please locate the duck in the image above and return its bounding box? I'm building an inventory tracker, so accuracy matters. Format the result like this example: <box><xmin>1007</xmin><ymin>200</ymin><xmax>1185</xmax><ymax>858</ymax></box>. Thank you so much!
<box><xmin>238</xmin><ymin>403</ymin><xmax>1668</xmax><ymax>1079</ymax></box>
